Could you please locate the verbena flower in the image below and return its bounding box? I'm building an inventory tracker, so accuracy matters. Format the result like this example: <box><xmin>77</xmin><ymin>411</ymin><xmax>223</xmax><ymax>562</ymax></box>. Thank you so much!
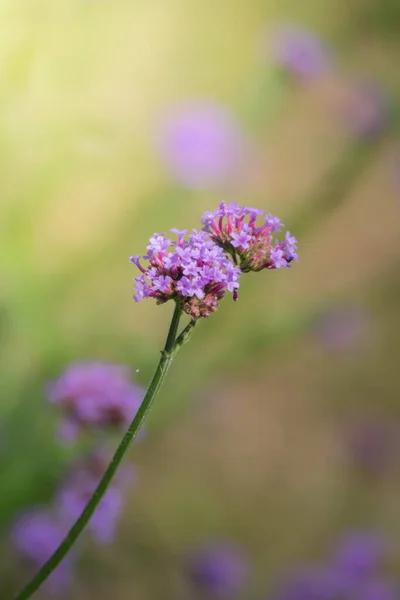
<box><xmin>11</xmin><ymin>509</ymin><xmax>74</xmax><ymax>594</ymax></box>
<box><xmin>131</xmin><ymin>229</ymin><xmax>241</xmax><ymax>319</ymax></box>
<box><xmin>270</xmin><ymin>531</ymin><xmax>397</xmax><ymax>600</ymax></box>
<box><xmin>57</xmin><ymin>451</ymin><xmax>133</xmax><ymax>544</ymax></box>
<box><xmin>46</xmin><ymin>362</ymin><xmax>144</xmax><ymax>440</ymax></box>
<box><xmin>270</xmin><ymin>23</ymin><xmax>330</xmax><ymax>81</ymax></box>
<box><xmin>187</xmin><ymin>543</ymin><xmax>248</xmax><ymax>597</ymax></box>
<box><xmin>155</xmin><ymin>102</ymin><xmax>246</xmax><ymax>189</ymax></box>
<box><xmin>201</xmin><ymin>201</ymin><xmax>298</xmax><ymax>272</ymax></box>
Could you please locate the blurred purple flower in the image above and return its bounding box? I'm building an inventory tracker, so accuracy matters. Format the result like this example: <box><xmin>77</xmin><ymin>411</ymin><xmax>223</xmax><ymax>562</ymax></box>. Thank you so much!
<box><xmin>155</xmin><ymin>102</ymin><xmax>247</xmax><ymax>189</ymax></box>
<box><xmin>361</xmin><ymin>579</ymin><xmax>398</xmax><ymax>600</ymax></box>
<box><xmin>270</xmin><ymin>24</ymin><xmax>330</xmax><ymax>80</ymax></box>
<box><xmin>47</xmin><ymin>361</ymin><xmax>144</xmax><ymax>441</ymax></box>
<box><xmin>59</xmin><ymin>484</ymin><xmax>123</xmax><ymax>545</ymax></box>
<box><xmin>344</xmin><ymin>82</ymin><xmax>390</xmax><ymax>138</ymax></box>
<box><xmin>332</xmin><ymin>531</ymin><xmax>387</xmax><ymax>578</ymax></box>
<box><xmin>268</xmin><ymin>531</ymin><xmax>398</xmax><ymax>600</ymax></box>
<box><xmin>312</xmin><ymin>305</ymin><xmax>372</xmax><ymax>353</ymax></box>
<box><xmin>187</xmin><ymin>542</ymin><xmax>248</xmax><ymax>597</ymax></box>
<box><xmin>273</xmin><ymin>570</ymin><xmax>397</xmax><ymax>600</ymax></box>
<box><xmin>343</xmin><ymin>416</ymin><xmax>398</xmax><ymax>475</ymax></box>
<box><xmin>57</xmin><ymin>451</ymin><xmax>133</xmax><ymax>544</ymax></box>
<box><xmin>11</xmin><ymin>508</ymin><xmax>73</xmax><ymax>594</ymax></box>
<box><xmin>271</xmin><ymin>567</ymin><xmax>343</xmax><ymax>600</ymax></box>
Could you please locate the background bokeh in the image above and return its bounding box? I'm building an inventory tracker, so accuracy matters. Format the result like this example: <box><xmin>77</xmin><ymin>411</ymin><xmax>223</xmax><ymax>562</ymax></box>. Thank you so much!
<box><xmin>1</xmin><ymin>0</ymin><xmax>400</xmax><ymax>598</ymax></box>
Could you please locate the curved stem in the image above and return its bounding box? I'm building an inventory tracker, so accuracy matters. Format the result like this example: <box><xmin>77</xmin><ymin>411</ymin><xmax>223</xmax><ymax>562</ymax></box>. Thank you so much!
<box><xmin>14</xmin><ymin>303</ymin><xmax>184</xmax><ymax>600</ymax></box>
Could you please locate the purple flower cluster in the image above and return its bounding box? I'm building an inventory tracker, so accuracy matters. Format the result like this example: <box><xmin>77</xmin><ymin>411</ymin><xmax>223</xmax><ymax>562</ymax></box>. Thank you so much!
<box><xmin>201</xmin><ymin>201</ymin><xmax>298</xmax><ymax>272</ymax></box>
<box><xmin>131</xmin><ymin>228</ymin><xmax>241</xmax><ymax>319</ymax></box>
<box><xmin>155</xmin><ymin>102</ymin><xmax>246</xmax><ymax>189</ymax></box>
<box><xmin>57</xmin><ymin>450</ymin><xmax>133</xmax><ymax>544</ymax></box>
<box><xmin>270</xmin><ymin>23</ymin><xmax>330</xmax><ymax>81</ymax></box>
<box><xmin>11</xmin><ymin>450</ymin><xmax>133</xmax><ymax>593</ymax></box>
<box><xmin>47</xmin><ymin>362</ymin><xmax>144</xmax><ymax>441</ymax></box>
<box><xmin>187</xmin><ymin>542</ymin><xmax>248</xmax><ymax>597</ymax></box>
<box><xmin>11</xmin><ymin>509</ymin><xmax>73</xmax><ymax>594</ymax></box>
<box><xmin>131</xmin><ymin>204</ymin><xmax>298</xmax><ymax>316</ymax></box>
<box><xmin>271</xmin><ymin>531</ymin><xmax>397</xmax><ymax>600</ymax></box>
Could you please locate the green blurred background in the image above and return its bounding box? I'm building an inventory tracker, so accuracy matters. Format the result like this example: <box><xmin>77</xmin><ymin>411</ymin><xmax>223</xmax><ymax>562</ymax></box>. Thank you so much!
<box><xmin>1</xmin><ymin>0</ymin><xmax>400</xmax><ymax>597</ymax></box>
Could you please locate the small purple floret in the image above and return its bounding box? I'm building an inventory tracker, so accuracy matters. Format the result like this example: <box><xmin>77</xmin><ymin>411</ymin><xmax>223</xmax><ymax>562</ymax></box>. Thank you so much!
<box><xmin>265</xmin><ymin>213</ymin><xmax>283</xmax><ymax>232</ymax></box>
<box><xmin>270</xmin><ymin>247</ymin><xmax>287</xmax><ymax>269</ymax></box>
<box><xmin>231</xmin><ymin>230</ymin><xmax>252</xmax><ymax>250</ymax></box>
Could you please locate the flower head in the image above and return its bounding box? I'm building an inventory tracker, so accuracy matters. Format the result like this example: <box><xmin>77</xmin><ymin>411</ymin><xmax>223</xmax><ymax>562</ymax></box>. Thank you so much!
<box><xmin>187</xmin><ymin>543</ymin><xmax>248</xmax><ymax>597</ymax></box>
<box><xmin>131</xmin><ymin>229</ymin><xmax>241</xmax><ymax>319</ymax></box>
<box><xmin>47</xmin><ymin>362</ymin><xmax>144</xmax><ymax>440</ymax></box>
<box><xmin>11</xmin><ymin>509</ymin><xmax>74</xmax><ymax>594</ymax></box>
<box><xmin>156</xmin><ymin>102</ymin><xmax>246</xmax><ymax>189</ymax></box>
<box><xmin>201</xmin><ymin>202</ymin><xmax>298</xmax><ymax>272</ymax></box>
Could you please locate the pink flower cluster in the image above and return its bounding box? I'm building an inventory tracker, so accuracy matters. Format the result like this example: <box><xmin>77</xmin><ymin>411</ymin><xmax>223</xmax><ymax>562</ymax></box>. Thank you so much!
<box><xmin>201</xmin><ymin>202</ymin><xmax>298</xmax><ymax>272</ymax></box>
<box><xmin>131</xmin><ymin>229</ymin><xmax>241</xmax><ymax>319</ymax></box>
<box><xmin>130</xmin><ymin>203</ymin><xmax>298</xmax><ymax>318</ymax></box>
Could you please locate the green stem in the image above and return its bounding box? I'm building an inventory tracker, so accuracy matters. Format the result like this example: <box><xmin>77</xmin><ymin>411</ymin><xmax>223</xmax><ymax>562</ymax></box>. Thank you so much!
<box><xmin>164</xmin><ymin>302</ymin><xmax>182</xmax><ymax>353</ymax></box>
<box><xmin>174</xmin><ymin>319</ymin><xmax>197</xmax><ymax>351</ymax></box>
<box><xmin>13</xmin><ymin>303</ymin><xmax>184</xmax><ymax>600</ymax></box>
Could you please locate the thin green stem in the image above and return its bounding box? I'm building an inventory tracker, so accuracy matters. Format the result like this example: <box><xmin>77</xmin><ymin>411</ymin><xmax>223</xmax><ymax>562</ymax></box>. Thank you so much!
<box><xmin>174</xmin><ymin>319</ymin><xmax>198</xmax><ymax>351</ymax></box>
<box><xmin>13</xmin><ymin>303</ymin><xmax>184</xmax><ymax>600</ymax></box>
<box><xmin>164</xmin><ymin>302</ymin><xmax>182</xmax><ymax>352</ymax></box>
